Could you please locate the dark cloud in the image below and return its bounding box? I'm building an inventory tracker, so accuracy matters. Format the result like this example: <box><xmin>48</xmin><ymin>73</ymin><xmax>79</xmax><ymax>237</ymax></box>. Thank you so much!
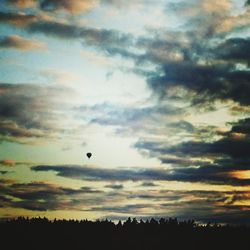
<box><xmin>31</xmin><ymin>164</ymin><xmax>250</xmax><ymax>186</ymax></box>
<box><xmin>99</xmin><ymin>189</ymin><xmax>250</xmax><ymax>225</ymax></box>
<box><xmin>87</xmin><ymin>103</ymin><xmax>181</xmax><ymax>126</ymax></box>
<box><xmin>0</xmin><ymin>121</ymin><xmax>45</xmax><ymax>139</ymax></box>
<box><xmin>123</xmin><ymin>3</ymin><xmax>250</xmax><ymax>107</ymax></box>
<box><xmin>135</xmin><ymin>116</ymin><xmax>250</xmax><ymax>159</ymax></box>
<box><xmin>89</xmin><ymin>203</ymin><xmax>153</xmax><ymax>213</ymax></box>
<box><xmin>5</xmin><ymin>0</ymin><xmax>36</xmax><ymax>8</ymax></box>
<box><xmin>0</xmin><ymin>13</ymin><xmax>134</xmax><ymax>57</ymax></box>
<box><xmin>146</xmin><ymin>59</ymin><xmax>250</xmax><ymax>106</ymax></box>
<box><xmin>168</xmin><ymin>120</ymin><xmax>194</xmax><ymax>132</ymax></box>
<box><xmin>28</xmin><ymin>20</ymin><xmax>133</xmax><ymax>49</ymax></box>
<box><xmin>216</xmin><ymin>38</ymin><xmax>250</xmax><ymax>63</ymax></box>
<box><xmin>140</xmin><ymin>182</ymin><xmax>157</xmax><ymax>187</ymax></box>
<box><xmin>0</xmin><ymin>35</ymin><xmax>44</xmax><ymax>50</ymax></box>
<box><xmin>164</xmin><ymin>165</ymin><xmax>250</xmax><ymax>186</ymax></box>
<box><xmin>79</xmin><ymin>186</ymin><xmax>103</xmax><ymax>193</ymax></box>
<box><xmin>2</xmin><ymin>3</ymin><xmax>250</xmax><ymax>109</ymax></box>
<box><xmin>165</xmin><ymin>138</ymin><xmax>250</xmax><ymax>158</ymax></box>
<box><xmin>0</xmin><ymin>11</ymin><xmax>36</xmax><ymax>26</ymax></box>
<box><xmin>6</xmin><ymin>0</ymin><xmax>133</xmax><ymax>13</ymax></box>
<box><xmin>103</xmin><ymin>47</ymin><xmax>140</xmax><ymax>61</ymax></box>
<box><xmin>28</xmin><ymin>21</ymin><xmax>84</xmax><ymax>39</ymax></box>
<box><xmin>0</xmin><ymin>171</ymin><xmax>8</xmax><ymax>175</ymax></box>
<box><xmin>1</xmin><ymin>178</ymin><xmax>250</xmax><ymax>224</ymax></box>
<box><xmin>39</xmin><ymin>0</ymin><xmax>95</xmax><ymax>13</ymax></box>
<box><xmin>31</xmin><ymin>165</ymin><xmax>168</xmax><ymax>181</ymax></box>
<box><xmin>105</xmin><ymin>184</ymin><xmax>123</xmax><ymax>190</ymax></box>
<box><xmin>0</xmin><ymin>182</ymin><xmax>62</xmax><ymax>211</ymax></box>
<box><xmin>0</xmin><ymin>83</ymin><xmax>71</xmax><ymax>142</ymax></box>
<box><xmin>133</xmin><ymin>116</ymin><xmax>250</xmax><ymax>187</ymax></box>
<box><xmin>38</xmin><ymin>15</ymin><xmax>245</xmax><ymax>108</ymax></box>
<box><xmin>0</xmin><ymin>181</ymin><xmax>104</xmax><ymax>211</ymax></box>
<box><xmin>230</xmin><ymin>117</ymin><xmax>250</xmax><ymax>134</ymax></box>
<box><xmin>159</xmin><ymin>157</ymin><xmax>209</xmax><ymax>167</ymax></box>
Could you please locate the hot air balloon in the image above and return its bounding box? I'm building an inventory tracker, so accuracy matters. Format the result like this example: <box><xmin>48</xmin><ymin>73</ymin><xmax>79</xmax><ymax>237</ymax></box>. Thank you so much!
<box><xmin>86</xmin><ymin>152</ymin><xmax>92</xmax><ymax>159</ymax></box>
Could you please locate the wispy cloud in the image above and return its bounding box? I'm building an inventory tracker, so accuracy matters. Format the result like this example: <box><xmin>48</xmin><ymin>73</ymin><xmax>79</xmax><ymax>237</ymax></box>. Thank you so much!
<box><xmin>0</xmin><ymin>181</ymin><xmax>104</xmax><ymax>211</ymax></box>
<box><xmin>0</xmin><ymin>35</ymin><xmax>45</xmax><ymax>51</ymax></box>
<box><xmin>0</xmin><ymin>159</ymin><xmax>32</xmax><ymax>166</ymax></box>
<box><xmin>31</xmin><ymin>164</ymin><xmax>250</xmax><ymax>186</ymax></box>
<box><xmin>0</xmin><ymin>159</ymin><xmax>15</xmax><ymax>166</ymax></box>
<box><xmin>6</xmin><ymin>0</ymin><xmax>139</xmax><ymax>13</ymax></box>
<box><xmin>39</xmin><ymin>0</ymin><xmax>96</xmax><ymax>13</ymax></box>
<box><xmin>5</xmin><ymin>0</ymin><xmax>36</xmax><ymax>8</ymax></box>
<box><xmin>1</xmin><ymin>178</ymin><xmax>250</xmax><ymax>224</ymax></box>
<box><xmin>0</xmin><ymin>11</ymin><xmax>36</xmax><ymax>26</ymax></box>
<box><xmin>0</xmin><ymin>83</ymin><xmax>74</xmax><ymax>143</ymax></box>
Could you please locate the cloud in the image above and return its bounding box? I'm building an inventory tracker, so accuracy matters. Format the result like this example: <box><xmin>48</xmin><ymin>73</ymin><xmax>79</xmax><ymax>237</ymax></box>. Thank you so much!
<box><xmin>146</xmin><ymin>58</ymin><xmax>250</xmax><ymax>106</ymax></box>
<box><xmin>11</xmin><ymin>2</ymin><xmax>249</xmax><ymax>192</ymax></box>
<box><xmin>0</xmin><ymin>159</ymin><xmax>15</xmax><ymax>166</ymax></box>
<box><xmin>39</xmin><ymin>0</ymin><xmax>96</xmax><ymax>13</ymax></box>
<box><xmin>166</xmin><ymin>0</ymin><xmax>241</xmax><ymax>36</ymax></box>
<box><xmin>0</xmin><ymin>11</ymin><xmax>36</xmax><ymax>27</ymax></box>
<box><xmin>5</xmin><ymin>0</ymin><xmax>136</xmax><ymax>13</ymax></box>
<box><xmin>143</xmin><ymin>138</ymin><xmax>250</xmax><ymax>159</ymax></box>
<box><xmin>96</xmin><ymin>189</ymin><xmax>250</xmax><ymax>224</ymax></box>
<box><xmin>89</xmin><ymin>203</ymin><xmax>153</xmax><ymax>213</ymax></box>
<box><xmin>132</xmin><ymin>116</ymin><xmax>250</xmax><ymax>187</ymax></box>
<box><xmin>135</xmin><ymin>116</ymin><xmax>250</xmax><ymax>161</ymax></box>
<box><xmin>31</xmin><ymin>164</ymin><xmax>250</xmax><ymax>186</ymax></box>
<box><xmin>40</xmin><ymin>69</ymin><xmax>78</xmax><ymax>85</ymax></box>
<box><xmin>0</xmin><ymin>35</ymin><xmax>45</xmax><ymax>51</ymax></box>
<box><xmin>0</xmin><ymin>159</ymin><xmax>32</xmax><ymax>166</ymax></box>
<box><xmin>75</xmin><ymin>102</ymin><xmax>186</xmax><ymax>140</ymax></box>
<box><xmin>5</xmin><ymin>0</ymin><xmax>36</xmax><ymax>8</ymax></box>
<box><xmin>87</xmin><ymin>102</ymin><xmax>182</xmax><ymax>127</ymax></box>
<box><xmin>0</xmin><ymin>84</ymin><xmax>50</xmax><ymax>131</ymax></box>
<box><xmin>101</xmin><ymin>0</ymin><xmax>132</xmax><ymax>7</ymax></box>
<box><xmin>216</xmin><ymin>38</ymin><xmax>250</xmax><ymax>63</ymax></box>
<box><xmin>0</xmin><ymin>121</ymin><xmax>46</xmax><ymax>139</ymax></box>
<box><xmin>105</xmin><ymin>184</ymin><xmax>123</xmax><ymax>189</ymax></box>
<box><xmin>2</xmin><ymin>0</ymin><xmax>250</xmax><ymax>112</ymax></box>
<box><xmin>8</xmin><ymin>4</ymin><xmax>249</xmax><ymax>110</ymax></box>
<box><xmin>27</xmin><ymin>20</ymin><xmax>133</xmax><ymax>49</ymax></box>
<box><xmin>135</xmin><ymin>130</ymin><xmax>250</xmax><ymax>161</ymax></box>
<box><xmin>1</xmin><ymin>178</ymin><xmax>250</xmax><ymax>224</ymax></box>
<box><xmin>23</xmin><ymin>2</ymin><xmax>244</xmax><ymax>111</ymax></box>
<box><xmin>109</xmin><ymin>2</ymin><xmax>244</xmax><ymax>108</ymax></box>
<box><xmin>0</xmin><ymin>181</ymin><xmax>104</xmax><ymax>211</ymax></box>
<box><xmin>140</xmin><ymin>182</ymin><xmax>158</xmax><ymax>187</ymax></box>
<box><xmin>0</xmin><ymin>171</ymin><xmax>8</xmax><ymax>175</ymax></box>
<box><xmin>5</xmin><ymin>0</ymin><xmax>95</xmax><ymax>12</ymax></box>
<box><xmin>0</xmin><ymin>83</ymin><xmax>72</xmax><ymax>143</ymax></box>
<box><xmin>230</xmin><ymin>117</ymin><xmax>250</xmax><ymax>134</ymax></box>
<box><xmin>32</xmin><ymin>165</ymin><xmax>163</xmax><ymax>181</ymax></box>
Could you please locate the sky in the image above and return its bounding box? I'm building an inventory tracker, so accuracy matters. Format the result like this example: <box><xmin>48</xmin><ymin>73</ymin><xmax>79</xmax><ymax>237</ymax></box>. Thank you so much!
<box><xmin>0</xmin><ymin>0</ymin><xmax>250</xmax><ymax>224</ymax></box>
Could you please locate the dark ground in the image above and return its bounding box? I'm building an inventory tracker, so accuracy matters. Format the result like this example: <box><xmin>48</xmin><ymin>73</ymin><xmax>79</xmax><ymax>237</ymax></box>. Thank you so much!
<box><xmin>1</xmin><ymin>217</ymin><xmax>249</xmax><ymax>250</ymax></box>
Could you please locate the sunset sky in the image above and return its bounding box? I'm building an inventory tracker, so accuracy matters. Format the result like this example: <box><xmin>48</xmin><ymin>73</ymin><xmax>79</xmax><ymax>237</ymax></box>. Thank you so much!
<box><xmin>1</xmin><ymin>0</ymin><xmax>250</xmax><ymax>224</ymax></box>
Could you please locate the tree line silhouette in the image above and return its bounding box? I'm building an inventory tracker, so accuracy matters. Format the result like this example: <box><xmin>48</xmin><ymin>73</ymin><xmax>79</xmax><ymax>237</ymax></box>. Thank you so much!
<box><xmin>1</xmin><ymin>216</ymin><xmax>249</xmax><ymax>249</ymax></box>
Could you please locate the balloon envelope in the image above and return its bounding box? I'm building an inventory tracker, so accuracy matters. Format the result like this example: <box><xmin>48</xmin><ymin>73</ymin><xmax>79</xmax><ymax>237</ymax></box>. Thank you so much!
<box><xmin>86</xmin><ymin>152</ymin><xmax>92</xmax><ymax>158</ymax></box>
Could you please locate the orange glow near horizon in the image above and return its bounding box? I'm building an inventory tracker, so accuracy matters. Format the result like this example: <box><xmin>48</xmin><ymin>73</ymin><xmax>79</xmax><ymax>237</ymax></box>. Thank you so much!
<box><xmin>230</xmin><ymin>170</ymin><xmax>250</xmax><ymax>180</ymax></box>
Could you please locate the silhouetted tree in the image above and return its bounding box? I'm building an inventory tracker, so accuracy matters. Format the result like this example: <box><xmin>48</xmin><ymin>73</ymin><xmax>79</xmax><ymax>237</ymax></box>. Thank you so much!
<box><xmin>0</xmin><ymin>216</ymin><xmax>249</xmax><ymax>250</ymax></box>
